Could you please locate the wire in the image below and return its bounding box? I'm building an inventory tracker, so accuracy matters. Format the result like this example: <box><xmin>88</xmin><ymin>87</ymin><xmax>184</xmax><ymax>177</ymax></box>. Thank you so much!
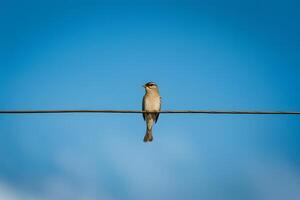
<box><xmin>0</xmin><ymin>110</ymin><xmax>299</xmax><ymax>115</ymax></box>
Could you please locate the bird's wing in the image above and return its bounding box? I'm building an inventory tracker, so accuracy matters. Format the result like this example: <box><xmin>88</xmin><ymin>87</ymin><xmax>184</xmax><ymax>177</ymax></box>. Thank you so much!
<box><xmin>142</xmin><ymin>96</ymin><xmax>146</xmax><ymax>121</ymax></box>
<box><xmin>155</xmin><ymin>96</ymin><xmax>161</xmax><ymax>123</ymax></box>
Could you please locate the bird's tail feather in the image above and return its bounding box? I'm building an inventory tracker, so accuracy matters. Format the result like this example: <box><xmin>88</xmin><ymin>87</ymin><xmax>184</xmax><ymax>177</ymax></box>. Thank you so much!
<box><xmin>143</xmin><ymin>129</ymin><xmax>153</xmax><ymax>142</ymax></box>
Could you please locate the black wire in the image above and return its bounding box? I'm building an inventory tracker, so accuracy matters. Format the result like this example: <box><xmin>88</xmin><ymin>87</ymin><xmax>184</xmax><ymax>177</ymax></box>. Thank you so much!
<box><xmin>0</xmin><ymin>110</ymin><xmax>299</xmax><ymax>114</ymax></box>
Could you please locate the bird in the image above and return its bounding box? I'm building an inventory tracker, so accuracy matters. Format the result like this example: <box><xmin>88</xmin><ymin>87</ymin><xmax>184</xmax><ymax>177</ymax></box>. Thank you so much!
<box><xmin>142</xmin><ymin>82</ymin><xmax>161</xmax><ymax>142</ymax></box>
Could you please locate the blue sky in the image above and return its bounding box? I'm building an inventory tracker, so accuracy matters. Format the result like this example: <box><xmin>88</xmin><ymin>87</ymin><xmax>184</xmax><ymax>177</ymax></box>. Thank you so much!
<box><xmin>0</xmin><ymin>1</ymin><xmax>300</xmax><ymax>200</ymax></box>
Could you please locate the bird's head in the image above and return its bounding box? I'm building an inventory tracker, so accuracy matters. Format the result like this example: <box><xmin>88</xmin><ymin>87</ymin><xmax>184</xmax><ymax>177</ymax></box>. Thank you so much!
<box><xmin>143</xmin><ymin>82</ymin><xmax>159</xmax><ymax>92</ymax></box>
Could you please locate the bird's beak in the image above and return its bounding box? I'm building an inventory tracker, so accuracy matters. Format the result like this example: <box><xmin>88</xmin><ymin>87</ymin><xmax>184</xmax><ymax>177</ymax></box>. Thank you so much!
<box><xmin>142</xmin><ymin>85</ymin><xmax>146</xmax><ymax>88</ymax></box>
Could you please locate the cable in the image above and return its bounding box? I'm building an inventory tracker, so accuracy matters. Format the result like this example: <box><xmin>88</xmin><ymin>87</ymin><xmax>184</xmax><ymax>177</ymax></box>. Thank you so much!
<box><xmin>0</xmin><ymin>110</ymin><xmax>299</xmax><ymax>114</ymax></box>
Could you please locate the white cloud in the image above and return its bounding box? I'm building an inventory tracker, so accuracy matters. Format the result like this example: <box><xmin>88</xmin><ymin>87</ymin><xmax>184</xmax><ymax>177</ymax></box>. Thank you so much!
<box><xmin>245</xmin><ymin>157</ymin><xmax>300</xmax><ymax>200</ymax></box>
<box><xmin>0</xmin><ymin>182</ymin><xmax>39</xmax><ymax>200</ymax></box>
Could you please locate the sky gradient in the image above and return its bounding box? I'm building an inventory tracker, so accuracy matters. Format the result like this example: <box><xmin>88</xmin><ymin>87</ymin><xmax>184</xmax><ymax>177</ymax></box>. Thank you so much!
<box><xmin>0</xmin><ymin>1</ymin><xmax>300</xmax><ymax>200</ymax></box>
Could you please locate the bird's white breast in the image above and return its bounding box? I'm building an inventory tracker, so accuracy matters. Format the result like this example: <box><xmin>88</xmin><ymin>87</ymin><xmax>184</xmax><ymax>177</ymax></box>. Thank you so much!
<box><xmin>144</xmin><ymin>94</ymin><xmax>160</xmax><ymax>111</ymax></box>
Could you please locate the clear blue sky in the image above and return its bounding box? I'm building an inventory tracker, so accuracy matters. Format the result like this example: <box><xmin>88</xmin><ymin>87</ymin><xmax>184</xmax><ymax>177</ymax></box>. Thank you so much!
<box><xmin>0</xmin><ymin>1</ymin><xmax>300</xmax><ymax>199</ymax></box>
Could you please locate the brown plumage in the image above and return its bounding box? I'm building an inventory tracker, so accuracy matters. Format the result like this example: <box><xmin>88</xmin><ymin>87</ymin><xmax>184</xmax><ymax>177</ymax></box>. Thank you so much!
<box><xmin>142</xmin><ymin>82</ymin><xmax>161</xmax><ymax>142</ymax></box>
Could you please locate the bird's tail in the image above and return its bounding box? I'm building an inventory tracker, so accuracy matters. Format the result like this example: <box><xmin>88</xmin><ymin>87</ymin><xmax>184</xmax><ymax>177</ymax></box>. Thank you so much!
<box><xmin>143</xmin><ymin>129</ymin><xmax>153</xmax><ymax>142</ymax></box>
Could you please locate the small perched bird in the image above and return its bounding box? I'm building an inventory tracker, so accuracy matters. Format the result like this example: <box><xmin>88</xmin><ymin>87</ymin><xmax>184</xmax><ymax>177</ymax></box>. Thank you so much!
<box><xmin>142</xmin><ymin>82</ymin><xmax>161</xmax><ymax>142</ymax></box>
